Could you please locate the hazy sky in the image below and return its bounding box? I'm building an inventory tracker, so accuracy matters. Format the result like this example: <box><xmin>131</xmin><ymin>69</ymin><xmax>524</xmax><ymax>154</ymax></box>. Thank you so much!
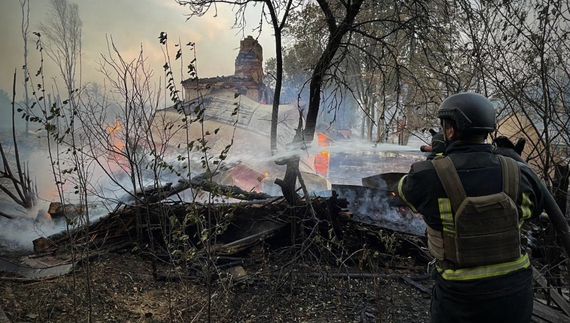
<box><xmin>0</xmin><ymin>0</ymin><xmax>275</xmax><ymax>100</ymax></box>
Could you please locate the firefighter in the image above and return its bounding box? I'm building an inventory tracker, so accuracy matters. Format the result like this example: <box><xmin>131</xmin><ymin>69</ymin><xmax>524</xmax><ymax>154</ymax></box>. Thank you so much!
<box><xmin>397</xmin><ymin>92</ymin><xmax>544</xmax><ymax>323</ymax></box>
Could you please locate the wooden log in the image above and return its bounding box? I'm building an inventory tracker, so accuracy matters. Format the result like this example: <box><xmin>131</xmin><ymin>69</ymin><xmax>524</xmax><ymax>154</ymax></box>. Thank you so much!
<box><xmin>32</xmin><ymin>237</ymin><xmax>56</xmax><ymax>253</ymax></box>
<box><xmin>47</xmin><ymin>202</ymin><xmax>80</xmax><ymax>220</ymax></box>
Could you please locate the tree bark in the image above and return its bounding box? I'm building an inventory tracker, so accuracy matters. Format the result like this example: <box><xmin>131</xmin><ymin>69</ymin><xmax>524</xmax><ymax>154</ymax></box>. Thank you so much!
<box><xmin>303</xmin><ymin>0</ymin><xmax>365</xmax><ymax>143</ymax></box>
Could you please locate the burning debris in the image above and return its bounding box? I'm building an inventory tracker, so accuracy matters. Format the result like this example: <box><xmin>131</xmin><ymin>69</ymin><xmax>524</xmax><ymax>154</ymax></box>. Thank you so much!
<box><xmin>331</xmin><ymin>184</ymin><xmax>425</xmax><ymax>236</ymax></box>
<box><xmin>0</xmin><ymin>171</ymin><xmax>427</xmax><ymax>272</ymax></box>
<box><xmin>1</xmin><ymin>167</ymin><xmax>569</xmax><ymax>322</ymax></box>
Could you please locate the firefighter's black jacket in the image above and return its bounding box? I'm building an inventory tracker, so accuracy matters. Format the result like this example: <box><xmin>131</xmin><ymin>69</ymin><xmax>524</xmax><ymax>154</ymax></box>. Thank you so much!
<box><xmin>399</xmin><ymin>142</ymin><xmax>544</xmax><ymax>233</ymax></box>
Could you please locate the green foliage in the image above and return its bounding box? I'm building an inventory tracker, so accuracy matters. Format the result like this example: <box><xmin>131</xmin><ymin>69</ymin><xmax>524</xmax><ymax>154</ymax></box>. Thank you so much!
<box><xmin>158</xmin><ymin>32</ymin><xmax>240</xmax><ymax>286</ymax></box>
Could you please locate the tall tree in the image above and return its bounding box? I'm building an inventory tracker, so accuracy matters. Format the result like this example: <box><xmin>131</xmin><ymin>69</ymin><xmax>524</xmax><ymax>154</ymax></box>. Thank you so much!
<box><xmin>282</xmin><ymin>0</ymin><xmax>454</xmax><ymax>144</ymax></box>
<box><xmin>40</xmin><ymin>0</ymin><xmax>82</xmax><ymax>104</ymax></box>
<box><xmin>302</xmin><ymin>0</ymin><xmax>365</xmax><ymax>143</ymax></box>
<box><xmin>455</xmin><ymin>0</ymin><xmax>570</xmax><ymax>183</ymax></box>
<box><xmin>20</xmin><ymin>0</ymin><xmax>30</xmax><ymax>136</ymax></box>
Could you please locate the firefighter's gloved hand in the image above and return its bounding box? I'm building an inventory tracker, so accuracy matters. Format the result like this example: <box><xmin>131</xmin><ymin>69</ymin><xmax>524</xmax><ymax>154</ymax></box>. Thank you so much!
<box><xmin>514</xmin><ymin>138</ymin><xmax>526</xmax><ymax>155</ymax></box>
<box><xmin>493</xmin><ymin>136</ymin><xmax>526</xmax><ymax>155</ymax></box>
<box><xmin>493</xmin><ymin>136</ymin><xmax>515</xmax><ymax>148</ymax></box>
<box><xmin>493</xmin><ymin>136</ymin><xmax>526</xmax><ymax>163</ymax></box>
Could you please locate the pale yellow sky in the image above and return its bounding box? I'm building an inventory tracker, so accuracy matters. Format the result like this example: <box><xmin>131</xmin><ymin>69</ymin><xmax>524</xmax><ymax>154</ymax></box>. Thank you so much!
<box><xmin>0</xmin><ymin>0</ymin><xmax>275</xmax><ymax>100</ymax></box>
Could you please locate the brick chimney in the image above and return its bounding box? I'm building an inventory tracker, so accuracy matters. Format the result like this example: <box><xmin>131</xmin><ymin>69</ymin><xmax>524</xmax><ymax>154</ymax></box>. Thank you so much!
<box><xmin>234</xmin><ymin>36</ymin><xmax>263</xmax><ymax>83</ymax></box>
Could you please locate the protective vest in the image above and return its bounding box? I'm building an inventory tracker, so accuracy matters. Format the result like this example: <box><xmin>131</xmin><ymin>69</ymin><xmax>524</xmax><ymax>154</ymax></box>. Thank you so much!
<box><xmin>428</xmin><ymin>155</ymin><xmax>528</xmax><ymax>280</ymax></box>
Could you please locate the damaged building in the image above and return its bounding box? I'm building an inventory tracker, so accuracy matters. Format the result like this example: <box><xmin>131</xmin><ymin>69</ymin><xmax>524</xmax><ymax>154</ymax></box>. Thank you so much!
<box><xmin>182</xmin><ymin>35</ymin><xmax>274</xmax><ymax>104</ymax></box>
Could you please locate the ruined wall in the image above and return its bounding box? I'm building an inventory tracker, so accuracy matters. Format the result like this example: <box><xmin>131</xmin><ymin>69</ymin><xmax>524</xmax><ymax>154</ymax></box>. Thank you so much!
<box><xmin>182</xmin><ymin>36</ymin><xmax>271</xmax><ymax>103</ymax></box>
<box><xmin>234</xmin><ymin>36</ymin><xmax>263</xmax><ymax>83</ymax></box>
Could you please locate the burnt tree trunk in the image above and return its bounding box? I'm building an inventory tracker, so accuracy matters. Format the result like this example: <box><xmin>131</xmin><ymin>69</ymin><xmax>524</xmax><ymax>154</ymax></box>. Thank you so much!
<box><xmin>275</xmin><ymin>112</ymin><xmax>305</xmax><ymax>206</ymax></box>
<box><xmin>303</xmin><ymin>0</ymin><xmax>365</xmax><ymax>143</ymax></box>
<box><xmin>275</xmin><ymin>0</ymin><xmax>365</xmax><ymax>208</ymax></box>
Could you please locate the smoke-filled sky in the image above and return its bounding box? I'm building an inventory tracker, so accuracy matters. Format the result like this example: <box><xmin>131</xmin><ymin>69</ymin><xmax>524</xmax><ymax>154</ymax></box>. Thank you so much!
<box><xmin>0</xmin><ymin>0</ymin><xmax>275</xmax><ymax>100</ymax></box>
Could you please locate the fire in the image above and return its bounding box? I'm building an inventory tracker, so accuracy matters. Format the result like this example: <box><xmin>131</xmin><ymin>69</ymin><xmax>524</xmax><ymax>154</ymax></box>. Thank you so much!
<box><xmin>314</xmin><ymin>133</ymin><xmax>332</xmax><ymax>176</ymax></box>
<box><xmin>317</xmin><ymin>132</ymin><xmax>330</xmax><ymax>147</ymax></box>
<box><xmin>108</xmin><ymin>120</ymin><xmax>121</xmax><ymax>134</ymax></box>
<box><xmin>107</xmin><ymin>120</ymin><xmax>125</xmax><ymax>151</ymax></box>
<box><xmin>314</xmin><ymin>151</ymin><xmax>330</xmax><ymax>176</ymax></box>
<box><xmin>106</xmin><ymin>120</ymin><xmax>128</xmax><ymax>173</ymax></box>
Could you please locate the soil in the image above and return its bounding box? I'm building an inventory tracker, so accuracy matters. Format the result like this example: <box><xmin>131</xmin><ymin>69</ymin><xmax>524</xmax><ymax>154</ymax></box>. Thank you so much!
<box><xmin>0</xmin><ymin>244</ymin><xmax>432</xmax><ymax>323</ymax></box>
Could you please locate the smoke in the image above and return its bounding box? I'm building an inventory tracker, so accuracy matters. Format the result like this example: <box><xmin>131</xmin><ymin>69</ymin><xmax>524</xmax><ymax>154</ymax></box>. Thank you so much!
<box><xmin>332</xmin><ymin>184</ymin><xmax>426</xmax><ymax>236</ymax></box>
<box><xmin>0</xmin><ymin>132</ymin><xmax>425</xmax><ymax>252</ymax></box>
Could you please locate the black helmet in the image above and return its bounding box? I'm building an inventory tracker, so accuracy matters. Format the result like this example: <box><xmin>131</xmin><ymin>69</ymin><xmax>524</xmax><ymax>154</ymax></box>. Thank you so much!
<box><xmin>437</xmin><ymin>92</ymin><xmax>496</xmax><ymax>133</ymax></box>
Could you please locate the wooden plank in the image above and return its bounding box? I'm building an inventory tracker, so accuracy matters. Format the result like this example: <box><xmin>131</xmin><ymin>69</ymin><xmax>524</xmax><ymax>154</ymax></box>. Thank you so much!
<box><xmin>532</xmin><ymin>266</ymin><xmax>570</xmax><ymax>317</ymax></box>
<box><xmin>533</xmin><ymin>300</ymin><xmax>570</xmax><ymax>323</ymax></box>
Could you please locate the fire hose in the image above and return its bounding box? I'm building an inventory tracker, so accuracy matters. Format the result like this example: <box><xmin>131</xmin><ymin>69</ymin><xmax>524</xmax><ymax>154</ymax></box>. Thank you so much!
<box><xmin>539</xmin><ymin>182</ymin><xmax>570</xmax><ymax>258</ymax></box>
<box><xmin>492</xmin><ymin>138</ymin><xmax>570</xmax><ymax>258</ymax></box>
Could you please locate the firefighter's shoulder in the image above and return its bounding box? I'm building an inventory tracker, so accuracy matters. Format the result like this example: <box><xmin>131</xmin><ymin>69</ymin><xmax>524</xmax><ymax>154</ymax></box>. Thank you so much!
<box><xmin>409</xmin><ymin>159</ymin><xmax>435</xmax><ymax>174</ymax></box>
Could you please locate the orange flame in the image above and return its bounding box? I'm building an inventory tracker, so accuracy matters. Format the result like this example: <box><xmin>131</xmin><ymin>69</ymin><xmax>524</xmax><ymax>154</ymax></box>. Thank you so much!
<box><xmin>314</xmin><ymin>132</ymin><xmax>332</xmax><ymax>176</ymax></box>
<box><xmin>317</xmin><ymin>132</ymin><xmax>331</xmax><ymax>147</ymax></box>
<box><xmin>314</xmin><ymin>151</ymin><xmax>330</xmax><ymax>176</ymax></box>
<box><xmin>108</xmin><ymin>120</ymin><xmax>121</xmax><ymax>134</ymax></box>
<box><xmin>106</xmin><ymin>120</ymin><xmax>127</xmax><ymax>174</ymax></box>
<box><xmin>107</xmin><ymin>120</ymin><xmax>124</xmax><ymax>151</ymax></box>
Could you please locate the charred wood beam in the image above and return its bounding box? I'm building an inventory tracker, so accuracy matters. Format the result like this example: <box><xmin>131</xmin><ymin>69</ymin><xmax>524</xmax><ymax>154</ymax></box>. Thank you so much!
<box><xmin>212</xmin><ymin>224</ymin><xmax>285</xmax><ymax>256</ymax></box>
<box><xmin>137</xmin><ymin>174</ymin><xmax>273</xmax><ymax>205</ymax></box>
<box><xmin>533</xmin><ymin>266</ymin><xmax>570</xmax><ymax>317</ymax></box>
<box><xmin>274</xmin><ymin>115</ymin><xmax>305</xmax><ymax>206</ymax></box>
<box><xmin>532</xmin><ymin>299</ymin><xmax>570</xmax><ymax>323</ymax></box>
<box><xmin>185</xmin><ymin>178</ymin><xmax>273</xmax><ymax>201</ymax></box>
